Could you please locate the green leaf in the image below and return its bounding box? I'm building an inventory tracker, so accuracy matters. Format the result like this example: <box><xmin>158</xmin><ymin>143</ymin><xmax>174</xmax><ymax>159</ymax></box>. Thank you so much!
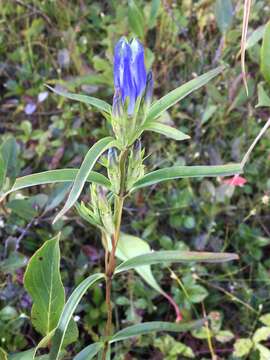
<box><xmin>214</xmin><ymin>0</ymin><xmax>233</xmax><ymax>34</ymax></box>
<box><xmin>246</xmin><ymin>25</ymin><xmax>266</xmax><ymax>49</ymax></box>
<box><xmin>256</xmin><ymin>344</ymin><xmax>270</xmax><ymax>360</ymax></box>
<box><xmin>253</xmin><ymin>327</ymin><xmax>270</xmax><ymax>343</ymax></box>
<box><xmin>53</xmin><ymin>137</ymin><xmax>115</xmax><ymax>223</ymax></box>
<box><xmin>261</xmin><ymin>21</ymin><xmax>270</xmax><ymax>85</ymax></box>
<box><xmin>46</xmin><ymin>85</ymin><xmax>111</xmax><ymax>114</ymax></box>
<box><xmin>9</xmin><ymin>349</ymin><xmax>35</xmax><ymax>360</ymax></box>
<box><xmin>9</xmin><ymin>349</ymin><xmax>50</xmax><ymax>360</ymax></box>
<box><xmin>110</xmin><ymin>319</ymin><xmax>204</xmax><ymax>343</ymax></box>
<box><xmin>1</xmin><ymin>170</ymin><xmax>111</xmax><ymax>202</ymax></box>
<box><xmin>256</xmin><ymin>83</ymin><xmax>270</xmax><ymax>108</ymax></box>
<box><xmin>74</xmin><ymin>343</ymin><xmax>103</xmax><ymax>360</ymax></box>
<box><xmin>0</xmin><ymin>252</ymin><xmax>27</xmax><ymax>273</ymax></box>
<box><xmin>24</xmin><ymin>235</ymin><xmax>65</xmax><ymax>336</ymax></box>
<box><xmin>148</xmin><ymin>0</ymin><xmax>160</xmax><ymax>29</ymax></box>
<box><xmin>115</xmin><ymin>250</ymin><xmax>238</xmax><ymax>274</ymax></box>
<box><xmin>0</xmin><ymin>153</ymin><xmax>5</xmax><ymax>189</ymax></box>
<box><xmin>132</xmin><ymin>163</ymin><xmax>243</xmax><ymax>190</ymax></box>
<box><xmin>143</xmin><ymin>122</ymin><xmax>190</xmax><ymax>141</ymax></box>
<box><xmin>0</xmin><ymin>137</ymin><xmax>18</xmax><ymax>183</ymax></box>
<box><xmin>216</xmin><ymin>330</ymin><xmax>234</xmax><ymax>343</ymax></box>
<box><xmin>145</xmin><ymin>66</ymin><xmax>224</xmax><ymax>122</ymax></box>
<box><xmin>49</xmin><ymin>273</ymin><xmax>104</xmax><ymax>360</ymax></box>
<box><xmin>0</xmin><ymin>347</ymin><xmax>7</xmax><ymax>360</ymax></box>
<box><xmin>233</xmin><ymin>338</ymin><xmax>253</xmax><ymax>357</ymax></box>
<box><xmin>128</xmin><ymin>0</ymin><xmax>144</xmax><ymax>39</ymax></box>
<box><xmin>114</xmin><ymin>233</ymin><xmax>163</xmax><ymax>294</ymax></box>
<box><xmin>259</xmin><ymin>314</ymin><xmax>270</xmax><ymax>327</ymax></box>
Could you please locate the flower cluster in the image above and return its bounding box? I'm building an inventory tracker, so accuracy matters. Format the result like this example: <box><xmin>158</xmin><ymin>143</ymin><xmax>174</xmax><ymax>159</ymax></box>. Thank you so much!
<box><xmin>112</xmin><ymin>37</ymin><xmax>153</xmax><ymax>145</ymax></box>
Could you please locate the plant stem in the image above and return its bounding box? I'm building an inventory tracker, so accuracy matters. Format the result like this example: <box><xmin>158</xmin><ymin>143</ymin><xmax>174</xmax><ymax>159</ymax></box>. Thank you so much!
<box><xmin>102</xmin><ymin>149</ymin><xmax>128</xmax><ymax>360</ymax></box>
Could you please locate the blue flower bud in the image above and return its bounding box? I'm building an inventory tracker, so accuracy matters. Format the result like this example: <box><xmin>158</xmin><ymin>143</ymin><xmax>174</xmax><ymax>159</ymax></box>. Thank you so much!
<box><xmin>144</xmin><ymin>71</ymin><xmax>154</xmax><ymax>108</ymax></box>
<box><xmin>112</xmin><ymin>88</ymin><xmax>123</xmax><ymax>119</ymax></box>
<box><xmin>108</xmin><ymin>147</ymin><xmax>118</xmax><ymax>167</ymax></box>
<box><xmin>113</xmin><ymin>37</ymin><xmax>147</xmax><ymax>115</ymax></box>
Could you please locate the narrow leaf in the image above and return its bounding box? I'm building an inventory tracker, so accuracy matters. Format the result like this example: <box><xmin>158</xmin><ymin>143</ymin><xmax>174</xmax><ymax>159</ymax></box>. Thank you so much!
<box><xmin>0</xmin><ymin>348</ymin><xmax>7</xmax><ymax>360</ymax></box>
<box><xmin>215</xmin><ymin>0</ymin><xmax>233</xmax><ymax>34</ymax></box>
<box><xmin>261</xmin><ymin>21</ymin><xmax>270</xmax><ymax>85</ymax></box>
<box><xmin>143</xmin><ymin>122</ymin><xmax>190</xmax><ymax>141</ymax></box>
<box><xmin>24</xmin><ymin>235</ymin><xmax>65</xmax><ymax>336</ymax></box>
<box><xmin>246</xmin><ymin>24</ymin><xmax>266</xmax><ymax>49</ymax></box>
<box><xmin>110</xmin><ymin>320</ymin><xmax>205</xmax><ymax>343</ymax></box>
<box><xmin>128</xmin><ymin>0</ymin><xmax>144</xmax><ymax>39</ymax></box>
<box><xmin>74</xmin><ymin>343</ymin><xmax>103</xmax><ymax>360</ymax></box>
<box><xmin>145</xmin><ymin>66</ymin><xmax>224</xmax><ymax>122</ymax></box>
<box><xmin>53</xmin><ymin>137</ymin><xmax>115</xmax><ymax>223</ymax></box>
<box><xmin>132</xmin><ymin>163</ymin><xmax>243</xmax><ymax>190</ymax></box>
<box><xmin>46</xmin><ymin>85</ymin><xmax>112</xmax><ymax>114</ymax></box>
<box><xmin>1</xmin><ymin>170</ymin><xmax>111</xmax><ymax>202</ymax></box>
<box><xmin>49</xmin><ymin>273</ymin><xmax>104</xmax><ymax>360</ymax></box>
<box><xmin>115</xmin><ymin>250</ymin><xmax>239</xmax><ymax>274</ymax></box>
<box><xmin>256</xmin><ymin>83</ymin><xmax>270</xmax><ymax>108</ymax></box>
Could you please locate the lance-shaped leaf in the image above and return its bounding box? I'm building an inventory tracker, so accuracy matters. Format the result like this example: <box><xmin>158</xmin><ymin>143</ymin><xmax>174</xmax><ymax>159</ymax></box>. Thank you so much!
<box><xmin>53</xmin><ymin>137</ymin><xmax>115</xmax><ymax>223</ymax></box>
<box><xmin>74</xmin><ymin>343</ymin><xmax>103</xmax><ymax>360</ymax></box>
<box><xmin>132</xmin><ymin>163</ymin><xmax>243</xmax><ymax>190</ymax></box>
<box><xmin>49</xmin><ymin>273</ymin><xmax>104</xmax><ymax>360</ymax></box>
<box><xmin>0</xmin><ymin>170</ymin><xmax>111</xmax><ymax>202</ymax></box>
<box><xmin>145</xmin><ymin>66</ymin><xmax>224</xmax><ymax>122</ymax></box>
<box><xmin>46</xmin><ymin>85</ymin><xmax>112</xmax><ymax>114</ymax></box>
<box><xmin>115</xmin><ymin>250</ymin><xmax>239</xmax><ymax>274</ymax></box>
<box><xmin>24</xmin><ymin>235</ymin><xmax>65</xmax><ymax>336</ymax></box>
<box><xmin>261</xmin><ymin>21</ymin><xmax>270</xmax><ymax>85</ymax></box>
<box><xmin>110</xmin><ymin>319</ymin><xmax>205</xmax><ymax>343</ymax></box>
<box><xmin>143</xmin><ymin>122</ymin><xmax>190</xmax><ymax>141</ymax></box>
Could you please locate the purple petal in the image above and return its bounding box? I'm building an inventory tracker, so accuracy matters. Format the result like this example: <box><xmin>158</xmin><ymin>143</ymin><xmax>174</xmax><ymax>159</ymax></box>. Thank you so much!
<box><xmin>38</xmin><ymin>91</ymin><xmax>48</xmax><ymax>103</ymax></box>
<box><xmin>130</xmin><ymin>38</ymin><xmax>147</xmax><ymax>97</ymax></box>
<box><xmin>24</xmin><ymin>103</ymin><xmax>37</xmax><ymax>115</ymax></box>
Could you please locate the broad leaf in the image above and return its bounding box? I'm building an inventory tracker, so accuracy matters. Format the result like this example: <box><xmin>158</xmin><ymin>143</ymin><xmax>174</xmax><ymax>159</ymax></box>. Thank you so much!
<box><xmin>49</xmin><ymin>273</ymin><xmax>104</xmax><ymax>360</ymax></box>
<box><xmin>132</xmin><ymin>163</ymin><xmax>243</xmax><ymax>190</ymax></box>
<box><xmin>46</xmin><ymin>85</ymin><xmax>111</xmax><ymax>114</ymax></box>
<box><xmin>74</xmin><ymin>343</ymin><xmax>103</xmax><ymax>360</ymax></box>
<box><xmin>115</xmin><ymin>233</ymin><xmax>163</xmax><ymax>294</ymax></box>
<box><xmin>24</xmin><ymin>235</ymin><xmax>65</xmax><ymax>336</ymax></box>
<box><xmin>1</xmin><ymin>170</ymin><xmax>111</xmax><ymax>202</ymax></box>
<box><xmin>261</xmin><ymin>21</ymin><xmax>270</xmax><ymax>85</ymax></box>
<box><xmin>53</xmin><ymin>137</ymin><xmax>115</xmax><ymax>223</ymax></box>
<box><xmin>115</xmin><ymin>250</ymin><xmax>239</xmax><ymax>274</ymax></box>
<box><xmin>143</xmin><ymin>122</ymin><xmax>190</xmax><ymax>141</ymax></box>
<box><xmin>110</xmin><ymin>319</ymin><xmax>204</xmax><ymax>343</ymax></box>
<box><xmin>145</xmin><ymin>66</ymin><xmax>224</xmax><ymax>122</ymax></box>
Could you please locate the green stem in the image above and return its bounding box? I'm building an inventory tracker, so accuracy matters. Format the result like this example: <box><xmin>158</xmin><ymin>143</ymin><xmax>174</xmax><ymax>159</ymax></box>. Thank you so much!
<box><xmin>102</xmin><ymin>148</ymin><xmax>129</xmax><ymax>360</ymax></box>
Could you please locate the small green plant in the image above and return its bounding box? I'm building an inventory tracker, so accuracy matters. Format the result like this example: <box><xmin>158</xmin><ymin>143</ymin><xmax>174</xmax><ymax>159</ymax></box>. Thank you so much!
<box><xmin>1</xmin><ymin>34</ymin><xmax>269</xmax><ymax>360</ymax></box>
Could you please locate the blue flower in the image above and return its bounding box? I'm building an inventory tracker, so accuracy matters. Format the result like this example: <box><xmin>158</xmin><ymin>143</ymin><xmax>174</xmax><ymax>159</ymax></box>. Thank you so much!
<box><xmin>113</xmin><ymin>37</ymin><xmax>147</xmax><ymax>115</ymax></box>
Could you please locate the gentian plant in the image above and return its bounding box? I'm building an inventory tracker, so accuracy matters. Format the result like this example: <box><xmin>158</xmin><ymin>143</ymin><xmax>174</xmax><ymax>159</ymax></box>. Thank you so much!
<box><xmin>2</xmin><ymin>37</ymin><xmax>250</xmax><ymax>360</ymax></box>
